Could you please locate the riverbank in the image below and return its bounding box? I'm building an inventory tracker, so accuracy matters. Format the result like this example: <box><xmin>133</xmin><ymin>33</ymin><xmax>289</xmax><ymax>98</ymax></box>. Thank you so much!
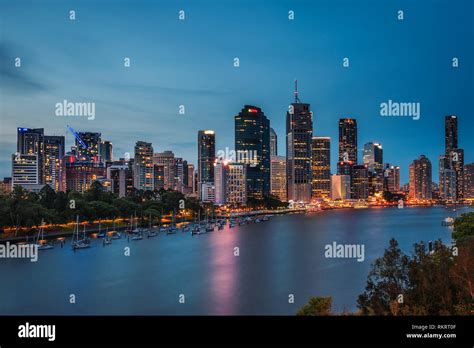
<box><xmin>0</xmin><ymin>208</ymin><xmax>307</xmax><ymax>243</ymax></box>
<box><xmin>0</xmin><ymin>206</ymin><xmax>463</xmax><ymax>315</ymax></box>
<box><xmin>1</xmin><ymin>204</ymin><xmax>470</xmax><ymax>243</ymax></box>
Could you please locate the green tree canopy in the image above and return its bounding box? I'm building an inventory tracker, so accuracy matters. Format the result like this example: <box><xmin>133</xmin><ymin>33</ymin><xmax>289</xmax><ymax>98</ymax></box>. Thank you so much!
<box><xmin>357</xmin><ymin>239</ymin><xmax>410</xmax><ymax>315</ymax></box>
<box><xmin>297</xmin><ymin>296</ymin><xmax>333</xmax><ymax>316</ymax></box>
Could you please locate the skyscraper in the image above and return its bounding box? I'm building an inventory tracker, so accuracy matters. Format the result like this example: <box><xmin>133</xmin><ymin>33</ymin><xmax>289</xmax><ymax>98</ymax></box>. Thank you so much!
<box><xmin>464</xmin><ymin>163</ymin><xmax>474</xmax><ymax>199</ymax></box>
<box><xmin>338</xmin><ymin>118</ymin><xmax>357</xmax><ymax>163</ymax></box>
<box><xmin>311</xmin><ymin>137</ymin><xmax>331</xmax><ymax>199</ymax></box>
<box><xmin>439</xmin><ymin>155</ymin><xmax>456</xmax><ymax>200</ymax></box>
<box><xmin>270</xmin><ymin>155</ymin><xmax>287</xmax><ymax>202</ymax></box>
<box><xmin>76</xmin><ymin>132</ymin><xmax>101</xmax><ymax>161</ymax></box>
<box><xmin>12</xmin><ymin>154</ymin><xmax>39</xmax><ymax>188</ymax></box>
<box><xmin>440</xmin><ymin>116</ymin><xmax>464</xmax><ymax>201</ymax></box>
<box><xmin>337</xmin><ymin>118</ymin><xmax>357</xmax><ymax>197</ymax></box>
<box><xmin>383</xmin><ymin>164</ymin><xmax>400</xmax><ymax>193</ymax></box>
<box><xmin>44</xmin><ymin>135</ymin><xmax>65</xmax><ymax>191</ymax></box>
<box><xmin>133</xmin><ymin>141</ymin><xmax>154</xmax><ymax>191</ymax></box>
<box><xmin>214</xmin><ymin>159</ymin><xmax>228</xmax><ymax>205</ymax></box>
<box><xmin>235</xmin><ymin>105</ymin><xmax>270</xmax><ymax>200</ymax></box>
<box><xmin>363</xmin><ymin>142</ymin><xmax>383</xmax><ymax>195</ymax></box>
<box><xmin>445</xmin><ymin>115</ymin><xmax>458</xmax><ymax>156</ymax></box>
<box><xmin>153</xmin><ymin>151</ymin><xmax>175</xmax><ymax>190</ymax></box>
<box><xmin>409</xmin><ymin>155</ymin><xmax>432</xmax><ymax>200</ymax></box>
<box><xmin>286</xmin><ymin>82</ymin><xmax>313</xmax><ymax>203</ymax></box>
<box><xmin>270</xmin><ymin>127</ymin><xmax>278</xmax><ymax>157</ymax></box>
<box><xmin>337</xmin><ymin>161</ymin><xmax>354</xmax><ymax>198</ymax></box>
<box><xmin>226</xmin><ymin>163</ymin><xmax>247</xmax><ymax>206</ymax></box>
<box><xmin>450</xmin><ymin>149</ymin><xmax>464</xmax><ymax>199</ymax></box>
<box><xmin>352</xmin><ymin>165</ymin><xmax>369</xmax><ymax>200</ymax></box>
<box><xmin>99</xmin><ymin>140</ymin><xmax>113</xmax><ymax>163</ymax></box>
<box><xmin>182</xmin><ymin>160</ymin><xmax>189</xmax><ymax>187</ymax></box>
<box><xmin>107</xmin><ymin>165</ymin><xmax>132</xmax><ymax>197</ymax></box>
<box><xmin>153</xmin><ymin>164</ymin><xmax>165</xmax><ymax>191</ymax></box>
<box><xmin>363</xmin><ymin>142</ymin><xmax>383</xmax><ymax>173</ymax></box>
<box><xmin>16</xmin><ymin>127</ymin><xmax>44</xmax><ymax>184</ymax></box>
<box><xmin>198</xmin><ymin>130</ymin><xmax>216</xmax><ymax>193</ymax></box>
<box><xmin>187</xmin><ymin>164</ymin><xmax>195</xmax><ymax>193</ymax></box>
<box><xmin>174</xmin><ymin>157</ymin><xmax>185</xmax><ymax>191</ymax></box>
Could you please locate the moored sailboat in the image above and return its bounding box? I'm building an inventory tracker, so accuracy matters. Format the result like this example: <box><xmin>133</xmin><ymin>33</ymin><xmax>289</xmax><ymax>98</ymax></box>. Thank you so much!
<box><xmin>35</xmin><ymin>219</ymin><xmax>53</xmax><ymax>250</ymax></box>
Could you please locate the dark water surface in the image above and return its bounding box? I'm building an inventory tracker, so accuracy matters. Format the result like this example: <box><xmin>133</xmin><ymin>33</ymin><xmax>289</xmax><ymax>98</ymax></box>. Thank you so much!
<box><xmin>0</xmin><ymin>206</ymin><xmax>468</xmax><ymax>315</ymax></box>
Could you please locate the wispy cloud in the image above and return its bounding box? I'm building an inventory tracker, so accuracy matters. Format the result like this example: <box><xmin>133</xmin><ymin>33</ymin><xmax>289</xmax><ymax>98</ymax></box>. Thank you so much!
<box><xmin>101</xmin><ymin>81</ymin><xmax>230</xmax><ymax>98</ymax></box>
<box><xmin>0</xmin><ymin>42</ymin><xmax>49</xmax><ymax>94</ymax></box>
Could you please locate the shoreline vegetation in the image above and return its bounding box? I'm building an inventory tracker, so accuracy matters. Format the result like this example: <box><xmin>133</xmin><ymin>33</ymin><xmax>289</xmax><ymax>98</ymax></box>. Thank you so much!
<box><xmin>297</xmin><ymin>212</ymin><xmax>474</xmax><ymax>316</ymax></box>
<box><xmin>1</xmin><ymin>182</ymin><xmax>471</xmax><ymax>242</ymax></box>
<box><xmin>0</xmin><ymin>182</ymin><xmax>293</xmax><ymax>242</ymax></box>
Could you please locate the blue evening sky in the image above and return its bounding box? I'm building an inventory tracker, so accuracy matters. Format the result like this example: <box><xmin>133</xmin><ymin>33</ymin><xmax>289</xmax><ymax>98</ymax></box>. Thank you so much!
<box><xmin>1</xmin><ymin>0</ymin><xmax>473</xmax><ymax>183</ymax></box>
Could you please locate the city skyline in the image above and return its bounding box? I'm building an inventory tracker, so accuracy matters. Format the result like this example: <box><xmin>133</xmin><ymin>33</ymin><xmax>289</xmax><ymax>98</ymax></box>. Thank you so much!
<box><xmin>1</xmin><ymin>1</ymin><xmax>474</xmax><ymax>341</ymax></box>
<box><xmin>1</xmin><ymin>0</ymin><xmax>473</xmax><ymax>184</ymax></box>
<box><xmin>6</xmin><ymin>112</ymin><xmax>471</xmax><ymax>193</ymax></box>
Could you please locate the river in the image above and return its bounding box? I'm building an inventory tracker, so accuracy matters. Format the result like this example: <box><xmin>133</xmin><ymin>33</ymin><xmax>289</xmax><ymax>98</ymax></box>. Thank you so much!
<box><xmin>0</xmin><ymin>206</ymin><xmax>469</xmax><ymax>315</ymax></box>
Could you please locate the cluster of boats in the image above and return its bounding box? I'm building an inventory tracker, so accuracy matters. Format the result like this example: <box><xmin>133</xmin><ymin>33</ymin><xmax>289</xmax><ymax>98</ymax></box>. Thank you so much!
<box><xmin>32</xmin><ymin>214</ymin><xmax>272</xmax><ymax>251</ymax></box>
<box><xmin>229</xmin><ymin>215</ymin><xmax>269</xmax><ymax>228</ymax></box>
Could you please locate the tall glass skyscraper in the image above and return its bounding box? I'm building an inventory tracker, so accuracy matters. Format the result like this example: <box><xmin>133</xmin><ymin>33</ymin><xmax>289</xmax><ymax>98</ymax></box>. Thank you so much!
<box><xmin>198</xmin><ymin>130</ymin><xmax>216</xmax><ymax>188</ymax></box>
<box><xmin>286</xmin><ymin>84</ymin><xmax>313</xmax><ymax>203</ymax></box>
<box><xmin>440</xmin><ymin>115</ymin><xmax>463</xmax><ymax>200</ymax></box>
<box><xmin>76</xmin><ymin>131</ymin><xmax>101</xmax><ymax>161</ymax></box>
<box><xmin>363</xmin><ymin>142</ymin><xmax>383</xmax><ymax>195</ymax></box>
<box><xmin>464</xmin><ymin>163</ymin><xmax>474</xmax><ymax>199</ymax></box>
<box><xmin>235</xmin><ymin>105</ymin><xmax>270</xmax><ymax>200</ymax></box>
<box><xmin>311</xmin><ymin>137</ymin><xmax>331</xmax><ymax>199</ymax></box>
<box><xmin>383</xmin><ymin>163</ymin><xmax>400</xmax><ymax>193</ymax></box>
<box><xmin>270</xmin><ymin>155</ymin><xmax>287</xmax><ymax>202</ymax></box>
<box><xmin>153</xmin><ymin>151</ymin><xmax>175</xmax><ymax>190</ymax></box>
<box><xmin>270</xmin><ymin>127</ymin><xmax>278</xmax><ymax>157</ymax></box>
<box><xmin>409</xmin><ymin>155</ymin><xmax>432</xmax><ymax>200</ymax></box>
<box><xmin>352</xmin><ymin>165</ymin><xmax>369</xmax><ymax>199</ymax></box>
<box><xmin>44</xmin><ymin>135</ymin><xmax>65</xmax><ymax>191</ymax></box>
<box><xmin>338</xmin><ymin>118</ymin><xmax>357</xmax><ymax>163</ymax></box>
<box><xmin>337</xmin><ymin>118</ymin><xmax>357</xmax><ymax>198</ymax></box>
<box><xmin>99</xmin><ymin>140</ymin><xmax>113</xmax><ymax>163</ymax></box>
<box><xmin>445</xmin><ymin>115</ymin><xmax>458</xmax><ymax>157</ymax></box>
<box><xmin>133</xmin><ymin>141</ymin><xmax>154</xmax><ymax>191</ymax></box>
<box><xmin>362</xmin><ymin>142</ymin><xmax>383</xmax><ymax>172</ymax></box>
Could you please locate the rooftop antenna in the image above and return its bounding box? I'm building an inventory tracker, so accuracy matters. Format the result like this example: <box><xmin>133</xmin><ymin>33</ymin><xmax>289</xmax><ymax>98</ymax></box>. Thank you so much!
<box><xmin>294</xmin><ymin>79</ymin><xmax>301</xmax><ymax>103</ymax></box>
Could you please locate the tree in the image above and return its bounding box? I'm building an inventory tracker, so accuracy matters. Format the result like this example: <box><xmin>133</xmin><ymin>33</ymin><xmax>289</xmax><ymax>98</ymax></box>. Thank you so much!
<box><xmin>53</xmin><ymin>191</ymin><xmax>69</xmax><ymax>222</ymax></box>
<box><xmin>162</xmin><ymin>190</ymin><xmax>185</xmax><ymax>214</ymax></box>
<box><xmin>357</xmin><ymin>239</ymin><xmax>410</xmax><ymax>315</ymax></box>
<box><xmin>357</xmin><ymin>236</ymin><xmax>474</xmax><ymax>316</ymax></box>
<box><xmin>403</xmin><ymin>241</ymin><xmax>458</xmax><ymax>315</ymax></box>
<box><xmin>88</xmin><ymin>201</ymin><xmax>115</xmax><ymax>221</ymax></box>
<box><xmin>453</xmin><ymin>212</ymin><xmax>474</xmax><ymax>243</ymax></box>
<box><xmin>0</xmin><ymin>194</ymin><xmax>10</xmax><ymax>230</ymax></box>
<box><xmin>185</xmin><ymin>197</ymin><xmax>200</xmax><ymax>217</ymax></box>
<box><xmin>297</xmin><ymin>296</ymin><xmax>333</xmax><ymax>316</ymax></box>
<box><xmin>85</xmin><ymin>181</ymin><xmax>105</xmax><ymax>201</ymax></box>
<box><xmin>449</xmin><ymin>241</ymin><xmax>474</xmax><ymax>313</ymax></box>
<box><xmin>38</xmin><ymin>185</ymin><xmax>57</xmax><ymax>209</ymax></box>
<box><xmin>143</xmin><ymin>208</ymin><xmax>161</xmax><ymax>226</ymax></box>
<box><xmin>115</xmin><ymin>198</ymin><xmax>141</xmax><ymax>219</ymax></box>
<box><xmin>263</xmin><ymin>194</ymin><xmax>288</xmax><ymax>209</ymax></box>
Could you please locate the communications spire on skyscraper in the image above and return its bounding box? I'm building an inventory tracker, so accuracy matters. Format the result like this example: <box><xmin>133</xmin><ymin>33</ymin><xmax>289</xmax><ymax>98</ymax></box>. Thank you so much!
<box><xmin>294</xmin><ymin>79</ymin><xmax>301</xmax><ymax>103</ymax></box>
<box><xmin>287</xmin><ymin>80</ymin><xmax>312</xmax><ymax>203</ymax></box>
